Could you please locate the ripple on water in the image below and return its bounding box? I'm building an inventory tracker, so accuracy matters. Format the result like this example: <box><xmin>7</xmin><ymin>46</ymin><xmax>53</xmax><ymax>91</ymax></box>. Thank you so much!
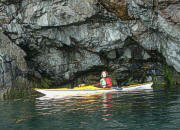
<box><xmin>1</xmin><ymin>90</ymin><xmax>180</xmax><ymax>129</ymax></box>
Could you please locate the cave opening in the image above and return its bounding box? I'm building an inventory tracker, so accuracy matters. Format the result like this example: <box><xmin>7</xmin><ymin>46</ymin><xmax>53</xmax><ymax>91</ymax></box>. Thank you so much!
<box><xmin>67</xmin><ymin>37</ymin><xmax>179</xmax><ymax>89</ymax></box>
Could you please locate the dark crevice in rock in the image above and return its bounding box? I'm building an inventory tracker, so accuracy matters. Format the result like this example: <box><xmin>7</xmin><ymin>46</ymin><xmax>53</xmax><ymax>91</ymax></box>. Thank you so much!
<box><xmin>32</xmin><ymin>14</ymin><xmax>119</xmax><ymax>31</ymax></box>
<box><xmin>1</xmin><ymin>0</ymin><xmax>22</xmax><ymax>5</ymax></box>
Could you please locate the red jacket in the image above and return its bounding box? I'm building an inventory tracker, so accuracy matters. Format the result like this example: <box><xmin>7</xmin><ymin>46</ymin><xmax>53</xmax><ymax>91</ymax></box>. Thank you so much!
<box><xmin>105</xmin><ymin>78</ymin><xmax>112</xmax><ymax>88</ymax></box>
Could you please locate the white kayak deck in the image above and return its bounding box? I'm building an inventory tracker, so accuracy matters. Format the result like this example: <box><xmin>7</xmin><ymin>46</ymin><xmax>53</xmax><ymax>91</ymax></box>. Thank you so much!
<box><xmin>35</xmin><ymin>82</ymin><xmax>153</xmax><ymax>99</ymax></box>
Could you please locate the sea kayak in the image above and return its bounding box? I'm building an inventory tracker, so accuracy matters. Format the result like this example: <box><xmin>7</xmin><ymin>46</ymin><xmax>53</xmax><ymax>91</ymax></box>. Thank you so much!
<box><xmin>35</xmin><ymin>82</ymin><xmax>153</xmax><ymax>99</ymax></box>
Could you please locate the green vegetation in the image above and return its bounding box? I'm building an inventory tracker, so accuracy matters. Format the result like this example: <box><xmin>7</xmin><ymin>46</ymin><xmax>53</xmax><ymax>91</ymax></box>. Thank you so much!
<box><xmin>152</xmin><ymin>76</ymin><xmax>166</xmax><ymax>90</ymax></box>
<box><xmin>31</xmin><ymin>77</ymin><xmax>53</xmax><ymax>88</ymax></box>
<box><xmin>40</xmin><ymin>78</ymin><xmax>53</xmax><ymax>88</ymax></box>
<box><xmin>164</xmin><ymin>64</ymin><xmax>175</xmax><ymax>88</ymax></box>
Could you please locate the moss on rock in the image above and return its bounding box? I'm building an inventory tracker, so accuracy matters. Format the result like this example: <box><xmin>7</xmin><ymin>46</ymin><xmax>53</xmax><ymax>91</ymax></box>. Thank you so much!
<box><xmin>164</xmin><ymin>65</ymin><xmax>175</xmax><ymax>88</ymax></box>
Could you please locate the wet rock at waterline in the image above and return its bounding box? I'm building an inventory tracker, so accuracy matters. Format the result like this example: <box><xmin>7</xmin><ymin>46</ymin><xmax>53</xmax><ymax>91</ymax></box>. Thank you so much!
<box><xmin>0</xmin><ymin>0</ymin><xmax>179</xmax><ymax>88</ymax></box>
<box><xmin>0</xmin><ymin>88</ymin><xmax>8</xmax><ymax>100</ymax></box>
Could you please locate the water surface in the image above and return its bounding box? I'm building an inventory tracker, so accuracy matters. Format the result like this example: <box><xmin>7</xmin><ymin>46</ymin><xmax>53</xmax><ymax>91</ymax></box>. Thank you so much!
<box><xmin>1</xmin><ymin>90</ymin><xmax>180</xmax><ymax>130</ymax></box>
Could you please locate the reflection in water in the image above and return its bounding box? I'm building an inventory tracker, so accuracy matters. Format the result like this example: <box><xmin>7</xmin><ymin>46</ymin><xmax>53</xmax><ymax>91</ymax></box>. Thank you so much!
<box><xmin>1</xmin><ymin>91</ymin><xmax>180</xmax><ymax>130</ymax></box>
<box><xmin>101</xmin><ymin>93</ymin><xmax>113</xmax><ymax>121</ymax></box>
<box><xmin>35</xmin><ymin>93</ymin><xmax>114</xmax><ymax>115</ymax></box>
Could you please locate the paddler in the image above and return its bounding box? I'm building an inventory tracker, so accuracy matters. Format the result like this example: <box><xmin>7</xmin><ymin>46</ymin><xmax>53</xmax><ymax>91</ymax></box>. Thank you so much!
<box><xmin>96</xmin><ymin>71</ymin><xmax>112</xmax><ymax>88</ymax></box>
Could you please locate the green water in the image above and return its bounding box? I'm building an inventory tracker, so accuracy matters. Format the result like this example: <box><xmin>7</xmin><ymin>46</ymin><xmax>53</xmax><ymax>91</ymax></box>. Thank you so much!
<box><xmin>1</xmin><ymin>90</ymin><xmax>180</xmax><ymax>130</ymax></box>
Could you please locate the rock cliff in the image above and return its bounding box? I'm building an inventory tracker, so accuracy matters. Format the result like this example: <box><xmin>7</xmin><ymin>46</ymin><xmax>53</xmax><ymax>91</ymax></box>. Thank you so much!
<box><xmin>0</xmin><ymin>0</ymin><xmax>179</xmax><ymax>88</ymax></box>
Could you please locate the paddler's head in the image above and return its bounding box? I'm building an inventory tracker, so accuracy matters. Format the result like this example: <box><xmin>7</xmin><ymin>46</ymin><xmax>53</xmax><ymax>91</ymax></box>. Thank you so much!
<box><xmin>101</xmin><ymin>71</ymin><xmax>107</xmax><ymax>78</ymax></box>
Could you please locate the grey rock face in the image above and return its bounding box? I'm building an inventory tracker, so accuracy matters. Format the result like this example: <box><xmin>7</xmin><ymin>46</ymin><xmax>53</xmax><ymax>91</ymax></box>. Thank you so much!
<box><xmin>0</xmin><ymin>32</ymin><xmax>27</xmax><ymax>88</ymax></box>
<box><xmin>35</xmin><ymin>22</ymin><xmax>128</xmax><ymax>51</ymax></box>
<box><xmin>127</xmin><ymin>0</ymin><xmax>180</xmax><ymax>72</ymax></box>
<box><xmin>20</xmin><ymin>0</ymin><xmax>97</xmax><ymax>27</ymax></box>
<box><xmin>0</xmin><ymin>0</ymin><xmax>179</xmax><ymax>86</ymax></box>
<box><xmin>34</xmin><ymin>48</ymin><xmax>102</xmax><ymax>84</ymax></box>
<box><xmin>107</xmin><ymin>50</ymin><xmax>116</xmax><ymax>59</ymax></box>
<box><xmin>122</xmin><ymin>48</ymin><xmax>132</xmax><ymax>59</ymax></box>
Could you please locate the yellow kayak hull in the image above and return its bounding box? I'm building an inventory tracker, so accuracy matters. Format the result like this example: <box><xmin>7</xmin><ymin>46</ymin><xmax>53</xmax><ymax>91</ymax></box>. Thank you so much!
<box><xmin>35</xmin><ymin>82</ymin><xmax>153</xmax><ymax>99</ymax></box>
